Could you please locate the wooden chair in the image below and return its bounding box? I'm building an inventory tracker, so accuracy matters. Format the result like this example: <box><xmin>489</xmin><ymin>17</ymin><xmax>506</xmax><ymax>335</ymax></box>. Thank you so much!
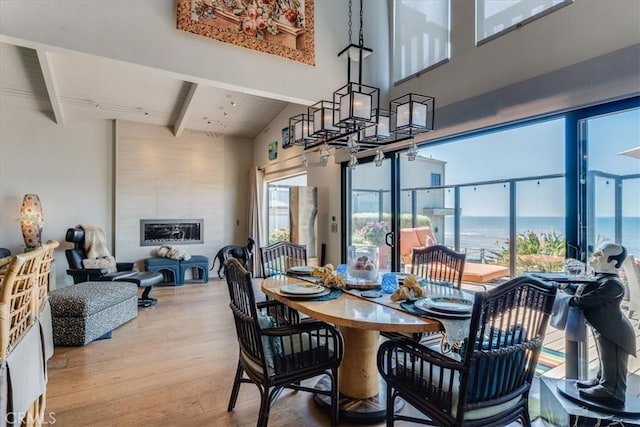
<box><xmin>378</xmin><ymin>276</ymin><xmax>557</xmax><ymax>427</ymax></box>
<box><xmin>260</xmin><ymin>241</ymin><xmax>307</xmax><ymax>278</ymax></box>
<box><xmin>224</xmin><ymin>258</ymin><xmax>343</xmax><ymax>427</ymax></box>
<box><xmin>0</xmin><ymin>247</ymin><xmax>47</xmax><ymax>427</ymax></box>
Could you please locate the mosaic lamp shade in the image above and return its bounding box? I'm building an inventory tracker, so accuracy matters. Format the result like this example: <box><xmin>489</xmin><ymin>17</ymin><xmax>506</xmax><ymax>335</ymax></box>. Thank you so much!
<box><xmin>20</xmin><ymin>194</ymin><xmax>44</xmax><ymax>250</ymax></box>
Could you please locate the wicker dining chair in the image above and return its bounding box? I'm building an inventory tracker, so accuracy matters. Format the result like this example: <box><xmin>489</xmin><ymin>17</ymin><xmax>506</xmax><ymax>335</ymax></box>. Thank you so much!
<box><xmin>382</xmin><ymin>245</ymin><xmax>467</xmax><ymax>344</ymax></box>
<box><xmin>260</xmin><ymin>241</ymin><xmax>307</xmax><ymax>278</ymax></box>
<box><xmin>224</xmin><ymin>258</ymin><xmax>344</xmax><ymax>427</ymax></box>
<box><xmin>410</xmin><ymin>245</ymin><xmax>466</xmax><ymax>289</ymax></box>
<box><xmin>0</xmin><ymin>246</ymin><xmax>48</xmax><ymax>427</ymax></box>
<box><xmin>378</xmin><ymin>275</ymin><xmax>557</xmax><ymax>427</ymax></box>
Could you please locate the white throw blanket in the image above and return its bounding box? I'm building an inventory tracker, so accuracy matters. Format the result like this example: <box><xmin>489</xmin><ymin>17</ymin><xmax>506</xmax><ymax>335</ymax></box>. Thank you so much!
<box><xmin>79</xmin><ymin>224</ymin><xmax>117</xmax><ymax>273</ymax></box>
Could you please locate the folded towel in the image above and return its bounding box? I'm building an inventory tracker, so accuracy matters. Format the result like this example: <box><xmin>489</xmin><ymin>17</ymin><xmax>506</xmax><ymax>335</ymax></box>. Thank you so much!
<box><xmin>550</xmin><ymin>292</ymin><xmax>571</xmax><ymax>330</ymax></box>
<box><xmin>550</xmin><ymin>292</ymin><xmax>586</xmax><ymax>341</ymax></box>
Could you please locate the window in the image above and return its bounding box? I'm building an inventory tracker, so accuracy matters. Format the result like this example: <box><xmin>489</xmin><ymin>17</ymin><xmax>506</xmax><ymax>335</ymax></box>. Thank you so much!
<box><xmin>266</xmin><ymin>174</ymin><xmax>306</xmax><ymax>244</ymax></box>
<box><xmin>393</xmin><ymin>0</ymin><xmax>450</xmax><ymax>83</ymax></box>
<box><xmin>431</xmin><ymin>173</ymin><xmax>441</xmax><ymax>187</ymax></box>
<box><xmin>476</xmin><ymin>0</ymin><xmax>572</xmax><ymax>44</ymax></box>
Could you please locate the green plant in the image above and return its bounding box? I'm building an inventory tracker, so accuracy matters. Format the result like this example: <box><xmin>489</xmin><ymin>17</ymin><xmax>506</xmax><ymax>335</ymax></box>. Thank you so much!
<box><xmin>491</xmin><ymin>229</ymin><xmax>567</xmax><ymax>273</ymax></box>
<box><xmin>268</xmin><ymin>227</ymin><xmax>289</xmax><ymax>244</ymax></box>
<box><xmin>358</xmin><ymin>221</ymin><xmax>390</xmax><ymax>245</ymax></box>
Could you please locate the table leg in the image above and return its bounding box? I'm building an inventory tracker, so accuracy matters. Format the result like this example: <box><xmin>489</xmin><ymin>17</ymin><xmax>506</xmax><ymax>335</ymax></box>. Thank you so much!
<box><xmin>313</xmin><ymin>326</ymin><xmax>404</xmax><ymax>423</ymax></box>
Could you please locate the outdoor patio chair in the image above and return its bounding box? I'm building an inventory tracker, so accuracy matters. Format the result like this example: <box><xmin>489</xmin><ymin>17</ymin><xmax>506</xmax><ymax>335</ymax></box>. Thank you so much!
<box><xmin>260</xmin><ymin>241</ymin><xmax>307</xmax><ymax>277</ymax></box>
<box><xmin>377</xmin><ymin>275</ymin><xmax>557</xmax><ymax>426</ymax></box>
<box><xmin>224</xmin><ymin>258</ymin><xmax>344</xmax><ymax>427</ymax></box>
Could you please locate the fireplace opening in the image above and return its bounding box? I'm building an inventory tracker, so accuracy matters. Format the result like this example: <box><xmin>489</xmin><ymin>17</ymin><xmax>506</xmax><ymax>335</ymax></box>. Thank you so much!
<box><xmin>140</xmin><ymin>219</ymin><xmax>203</xmax><ymax>246</ymax></box>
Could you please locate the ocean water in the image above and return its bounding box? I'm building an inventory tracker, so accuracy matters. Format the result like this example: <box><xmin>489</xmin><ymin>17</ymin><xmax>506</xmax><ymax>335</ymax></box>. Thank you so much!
<box><xmin>442</xmin><ymin>216</ymin><xmax>640</xmax><ymax>256</ymax></box>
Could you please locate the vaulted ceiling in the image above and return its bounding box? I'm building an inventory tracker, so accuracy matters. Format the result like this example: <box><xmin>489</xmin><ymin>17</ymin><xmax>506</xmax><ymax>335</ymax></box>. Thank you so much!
<box><xmin>0</xmin><ymin>42</ymin><xmax>290</xmax><ymax>139</ymax></box>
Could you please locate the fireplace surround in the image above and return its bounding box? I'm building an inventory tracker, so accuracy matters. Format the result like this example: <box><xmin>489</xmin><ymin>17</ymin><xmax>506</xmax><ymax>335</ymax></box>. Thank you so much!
<box><xmin>140</xmin><ymin>219</ymin><xmax>203</xmax><ymax>246</ymax></box>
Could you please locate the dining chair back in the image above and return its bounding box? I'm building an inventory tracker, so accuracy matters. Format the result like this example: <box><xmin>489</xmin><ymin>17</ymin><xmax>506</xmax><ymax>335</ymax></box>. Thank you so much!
<box><xmin>224</xmin><ymin>258</ymin><xmax>343</xmax><ymax>427</ymax></box>
<box><xmin>34</xmin><ymin>240</ymin><xmax>59</xmax><ymax>316</ymax></box>
<box><xmin>382</xmin><ymin>245</ymin><xmax>467</xmax><ymax>344</ymax></box>
<box><xmin>410</xmin><ymin>245</ymin><xmax>466</xmax><ymax>289</ymax></box>
<box><xmin>260</xmin><ymin>241</ymin><xmax>307</xmax><ymax>277</ymax></box>
<box><xmin>0</xmin><ymin>246</ymin><xmax>46</xmax><ymax>357</ymax></box>
<box><xmin>378</xmin><ymin>275</ymin><xmax>557</xmax><ymax>426</ymax></box>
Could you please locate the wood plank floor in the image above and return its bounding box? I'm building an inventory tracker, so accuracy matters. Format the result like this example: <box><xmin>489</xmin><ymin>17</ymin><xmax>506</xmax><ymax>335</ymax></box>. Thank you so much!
<box><xmin>45</xmin><ymin>279</ymin><xmax>640</xmax><ymax>426</ymax></box>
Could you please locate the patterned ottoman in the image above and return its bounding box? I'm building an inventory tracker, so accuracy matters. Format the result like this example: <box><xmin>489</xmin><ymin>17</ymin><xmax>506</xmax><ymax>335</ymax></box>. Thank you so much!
<box><xmin>49</xmin><ymin>281</ymin><xmax>138</xmax><ymax>346</ymax></box>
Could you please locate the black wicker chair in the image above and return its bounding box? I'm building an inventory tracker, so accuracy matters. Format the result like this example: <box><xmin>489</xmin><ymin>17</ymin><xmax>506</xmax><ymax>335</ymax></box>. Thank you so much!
<box><xmin>410</xmin><ymin>245</ymin><xmax>466</xmax><ymax>288</ymax></box>
<box><xmin>378</xmin><ymin>275</ymin><xmax>557</xmax><ymax>427</ymax></box>
<box><xmin>224</xmin><ymin>258</ymin><xmax>343</xmax><ymax>427</ymax></box>
<box><xmin>383</xmin><ymin>245</ymin><xmax>467</xmax><ymax>344</ymax></box>
<box><xmin>260</xmin><ymin>241</ymin><xmax>307</xmax><ymax>277</ymax></box>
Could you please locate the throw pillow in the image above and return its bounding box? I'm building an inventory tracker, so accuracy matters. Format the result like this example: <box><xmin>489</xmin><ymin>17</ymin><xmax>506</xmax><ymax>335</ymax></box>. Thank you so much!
<box><xmin>257</xmin><ymin>313</ymin><xmax>283</xmax><ymax>370</ymax></box>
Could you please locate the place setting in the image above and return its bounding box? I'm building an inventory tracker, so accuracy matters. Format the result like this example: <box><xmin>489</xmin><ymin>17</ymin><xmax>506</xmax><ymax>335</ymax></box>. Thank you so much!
<box><xmin>277</xmin><ymin>282</ymin><xmax>332</xmax><ymax>299</ymax></box>
<box><xmin>399</xmin><ymin>289</ymin><xmax>474</xmax><ymax>320</ymax></box>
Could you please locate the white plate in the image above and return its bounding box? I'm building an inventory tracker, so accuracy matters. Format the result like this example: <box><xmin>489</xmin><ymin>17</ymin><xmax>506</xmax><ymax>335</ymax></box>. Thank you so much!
<box><xmin>412</xmin><ymin>305</ymin><xmax>472</xmax><ymax>319</ymax></box>
<box><xmin>280</xmin><ymin>283</ymin><xmax>325</xmax><ymax>295</ymax></box>
<box><xmin>287</xmin><ymin>265</ymin><xmax>314</xmax><ymax>275</ymax></box>
<box><xmin>416</xmin><ymin>296</ymin><xmax>473</xmax><ymax>314</ymax></box>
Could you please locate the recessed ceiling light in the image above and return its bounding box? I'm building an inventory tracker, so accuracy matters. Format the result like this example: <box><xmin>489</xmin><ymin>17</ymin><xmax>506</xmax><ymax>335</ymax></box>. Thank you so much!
<box><xmin>95</xmin><ymin>104</ymin><xmax>101</xmax><ymax>109</ymax></box>
<box><xmin>223</xmin><ymin>112</ymin><xmax>229</xmax><ymax>116</ymax></box>
<box><xmin>230</xmin><ymin>101</ymin><xmax>236</xmax><ymax>107</ymax></box>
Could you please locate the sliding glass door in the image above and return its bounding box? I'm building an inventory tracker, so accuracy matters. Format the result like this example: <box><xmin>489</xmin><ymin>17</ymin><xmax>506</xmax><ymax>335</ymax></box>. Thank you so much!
<box><xmin>346</xmin><ymin>159</ymin><xmax>394</xmax><ymax>272</ymax></box>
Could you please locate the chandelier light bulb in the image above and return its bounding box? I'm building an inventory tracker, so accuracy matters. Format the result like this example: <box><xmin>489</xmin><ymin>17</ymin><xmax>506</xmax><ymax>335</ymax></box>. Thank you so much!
<box><xmin>407</xmin><ymin>142</ymin><xmax>419</xmax><ymax>161</ymax></box>
<box><xmin>374</xmin><ymin>148</ymin><xmax>385</xmax><ymax>166</ymax></box>
<box><xmin>348</xmin><ymin>153</ymin><xmax>359</xmax><ymax>170</ymax></box>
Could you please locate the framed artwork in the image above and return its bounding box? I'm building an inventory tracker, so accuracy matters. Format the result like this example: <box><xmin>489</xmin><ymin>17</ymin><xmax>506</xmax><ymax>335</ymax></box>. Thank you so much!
<box><xmin>282</xmin><ymin>126</ymin><xmax>292</xmax><ymax>149</ymax></box>
<box><xmin>268</xmin><ymin>141</ymin><xmax>278</xmax><ymax>160</ymax></box>
<box><xmin>177</xmin><ymin>0</ymin><xmax>315</xmax><ymax>66</ymax></box>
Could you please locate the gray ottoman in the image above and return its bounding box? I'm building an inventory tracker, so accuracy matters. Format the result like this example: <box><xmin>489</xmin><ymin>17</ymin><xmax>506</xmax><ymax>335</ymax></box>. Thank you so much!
<box><xmin>49</xmin><ymin>281</ymin><xmax>138</xmax><ymax>346</ymax></box>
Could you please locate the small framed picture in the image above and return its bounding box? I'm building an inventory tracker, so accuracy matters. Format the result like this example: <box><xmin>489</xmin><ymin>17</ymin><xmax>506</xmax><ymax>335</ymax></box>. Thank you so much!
<box><xmin>268</xmin><ymin>141</ymin><xmax>278</xmax><ymax>160</ymax></box>
<box><xmin>282</xmin><ymin>127</ymin><xmax>292</xmax><ymax>149</ymax></box>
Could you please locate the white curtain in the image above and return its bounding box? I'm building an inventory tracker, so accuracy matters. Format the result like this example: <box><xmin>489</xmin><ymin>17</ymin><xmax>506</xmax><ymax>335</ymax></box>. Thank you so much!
<box><xmin>248</xmin><ymin>167</ymin><xmax>265</xmax><ymax>277</ymax></box>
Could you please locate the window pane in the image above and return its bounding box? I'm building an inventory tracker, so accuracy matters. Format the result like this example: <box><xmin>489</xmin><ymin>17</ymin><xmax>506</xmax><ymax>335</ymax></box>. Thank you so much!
<box><xmin>393</xmin><ymin>0</ymin><xmax>450</xmax><ymax>82</ymax></box>
<box><xmin>476</xmin><ymin>0</ymin><xmax>571</xmax><ymax>43</ymax></box>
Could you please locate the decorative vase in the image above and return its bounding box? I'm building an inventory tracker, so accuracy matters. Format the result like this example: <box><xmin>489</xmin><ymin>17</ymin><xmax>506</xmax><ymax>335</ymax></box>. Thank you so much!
<box><xmin>20</xmin><ymin>194</ymin><xmax>44</xmax><ymax>250</ymax></box>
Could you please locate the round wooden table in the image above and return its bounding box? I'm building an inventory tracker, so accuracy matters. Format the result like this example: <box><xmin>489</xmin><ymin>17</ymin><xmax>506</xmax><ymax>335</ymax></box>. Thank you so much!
<box><xmin>261</xmin><ymin>275</ymin><xmax>441</xmax><ymax>423</ymax></box>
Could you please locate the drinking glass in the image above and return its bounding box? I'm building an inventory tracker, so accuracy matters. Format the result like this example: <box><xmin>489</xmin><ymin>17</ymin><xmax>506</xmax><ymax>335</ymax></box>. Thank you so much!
<box><xmin>381</xmin><ymin>272</ymin><xmax>399</xmax><ymax>294</ymax></box>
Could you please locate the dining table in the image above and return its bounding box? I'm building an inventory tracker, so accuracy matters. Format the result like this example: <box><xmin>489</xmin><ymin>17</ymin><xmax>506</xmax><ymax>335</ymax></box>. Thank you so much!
<box><xmin>261</xmin><ymin>274</ymin><xmax>467</xmax><ymax>423</ymax></box>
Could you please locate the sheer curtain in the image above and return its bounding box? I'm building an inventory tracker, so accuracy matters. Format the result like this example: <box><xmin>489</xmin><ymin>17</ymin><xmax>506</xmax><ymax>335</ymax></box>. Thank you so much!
<box><xmin>248</xmin><ymin>167</ymin><xmax>265</xmax><ymax>277</ymax></box>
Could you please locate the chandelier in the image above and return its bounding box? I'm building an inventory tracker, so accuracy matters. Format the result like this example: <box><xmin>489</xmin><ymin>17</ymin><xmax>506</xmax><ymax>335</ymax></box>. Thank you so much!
<box><xmin>288</xmin><ymin>0</ymin><xmax>435</xmax><ymax>168</ymax></box>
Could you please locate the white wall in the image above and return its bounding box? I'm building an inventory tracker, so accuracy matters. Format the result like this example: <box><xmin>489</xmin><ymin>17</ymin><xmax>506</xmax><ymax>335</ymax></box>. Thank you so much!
<box><xmin>0</xmin><ymin>0</ymin><xmax>353</xmax><ymax>105</ymax></box>
<box><xmin>114</xmin><ymin>121</ymin><xmax>253</xmax><ymax>270</ymax></box>
<box><xmin>0</xmin><ymin>100</ymin><xmax>113</xmax><ymax>286</ymax></box>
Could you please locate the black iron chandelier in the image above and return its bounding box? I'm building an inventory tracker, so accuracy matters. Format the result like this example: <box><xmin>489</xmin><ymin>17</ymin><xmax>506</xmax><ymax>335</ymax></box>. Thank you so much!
<box><xmin>288</xmin><ymin>0</ymin><xmax>435</xmax><ymax>168</ymax></box>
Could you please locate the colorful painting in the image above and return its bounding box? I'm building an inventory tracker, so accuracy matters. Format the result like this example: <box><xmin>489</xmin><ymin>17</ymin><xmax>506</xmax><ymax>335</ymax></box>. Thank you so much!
<box><xmin>177</xmin><ymin>0</ymin><xmax>315</xmax><ymax>66</ymax></box>
<box><xmin>268</xmin><ymin>141</ymin><xmax>278</xmax><ymax>160</ymax></box>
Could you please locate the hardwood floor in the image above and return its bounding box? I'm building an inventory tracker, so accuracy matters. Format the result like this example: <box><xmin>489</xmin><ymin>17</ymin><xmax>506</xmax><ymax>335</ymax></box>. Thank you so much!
<box><xmin>46</xmin><ymin>279</ymin><xmax>385</xmax><ymax>427</ymax></box>
<box><xmin>45</xmin><ymin>278</ymin><xmax>640</xmax><ymax>426</ymax></box>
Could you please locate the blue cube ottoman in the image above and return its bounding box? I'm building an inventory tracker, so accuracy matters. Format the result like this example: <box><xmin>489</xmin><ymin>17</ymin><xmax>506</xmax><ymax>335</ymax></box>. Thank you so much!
<box><xmin>179</xmin><ymin>255</ymin><xmax>209</xmax><ymax>284</ymax></box>
<box><xmin>144</xmin><ymin>257</ymin><xmax>180</xmax><ymax>284</ymax></box>
<box><xmin>49</xmin><ymin>281</ymin><xmax>137</xmax><ymax>346</ymax></box>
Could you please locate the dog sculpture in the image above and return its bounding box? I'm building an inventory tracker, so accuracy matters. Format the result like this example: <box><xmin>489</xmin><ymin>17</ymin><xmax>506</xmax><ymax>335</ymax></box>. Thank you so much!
<box><xmin>211</xmin><ymin>237</ymin><xmax>255</xmax><ymax>279</ymax></box>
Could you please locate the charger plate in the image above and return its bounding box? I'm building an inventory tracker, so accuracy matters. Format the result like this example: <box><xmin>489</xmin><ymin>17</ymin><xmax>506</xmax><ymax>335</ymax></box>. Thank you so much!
<box><xmin>287</xmin><ymin>265</ymin><xmax>315</xmax><ymax>276</ymax></box>
<box><xmin>278</xmin><ymin>287</ymin><xmax>332</xmax><ymax>299</ymax></box>
<box><xmin>415</xmin><ymin>296</ymin><xmax>473</xmax><ymax>314</ymax></box>
<box><xmin>280</xmin><ymin>283</ymin><xmax>325</xmax><ymax>295</ymax></box>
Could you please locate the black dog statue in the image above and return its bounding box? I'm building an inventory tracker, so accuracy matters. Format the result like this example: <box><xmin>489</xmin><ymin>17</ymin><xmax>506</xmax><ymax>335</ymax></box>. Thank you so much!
<box><xmin>211</xmin><ymin>237</ymin><xmax>255</xmax><ymax>279</ymax></box>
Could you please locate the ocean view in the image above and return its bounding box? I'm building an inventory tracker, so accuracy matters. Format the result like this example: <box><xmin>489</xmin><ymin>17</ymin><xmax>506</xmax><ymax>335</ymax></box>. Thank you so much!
<box><xmin>442</xmin><ymin>216</ymin><xmax>640</xmax><ymax>257</ymax></box>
